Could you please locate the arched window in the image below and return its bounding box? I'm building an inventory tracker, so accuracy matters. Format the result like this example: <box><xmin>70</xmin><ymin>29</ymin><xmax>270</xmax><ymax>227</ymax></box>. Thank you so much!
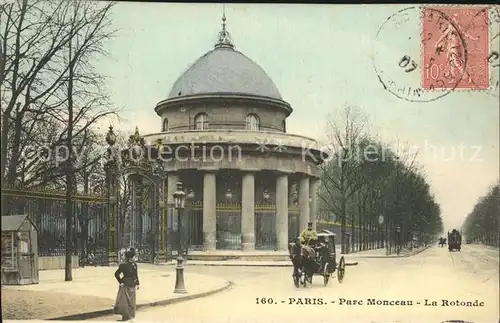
<box><xmin>282</xmin><ymin>120</ymin><xmax>286</xmax><ymax>132</ymax></box>
<box><xmin>195</xmin><ymin>113</ymin><xmax>208</xmax><ymax>130</ymax></box>
<box><xmin>162</xmin><ymin>118</ymin><xmax>168</xmax><ymax>132</ymax></box>
<box><xmin>245</xmin><ymin>114</ymin><xmax>260</xmax><ymax>131</ymax></box>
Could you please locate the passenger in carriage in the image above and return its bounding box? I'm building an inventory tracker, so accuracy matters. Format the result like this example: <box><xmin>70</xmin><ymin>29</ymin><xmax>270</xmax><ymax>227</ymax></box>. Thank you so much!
<box><xmin>315</xmin><ymin>236</ymin><xmax>329</xmax><ymax>263</ymax></box>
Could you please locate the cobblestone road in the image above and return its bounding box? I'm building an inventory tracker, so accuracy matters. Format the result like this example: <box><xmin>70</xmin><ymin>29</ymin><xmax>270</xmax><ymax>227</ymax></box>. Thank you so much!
<box><xmin>93</xmin><ymin>245</ymin><xmax>499</xmax><ymax>323</ymax></box>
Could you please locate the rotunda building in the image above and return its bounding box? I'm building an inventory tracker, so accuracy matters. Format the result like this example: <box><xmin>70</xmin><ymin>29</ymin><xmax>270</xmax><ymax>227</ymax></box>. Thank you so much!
<box><xmin>142</xmin><ymin>16</ymin><xmax>326</xmax><ymax>256</ymax></box>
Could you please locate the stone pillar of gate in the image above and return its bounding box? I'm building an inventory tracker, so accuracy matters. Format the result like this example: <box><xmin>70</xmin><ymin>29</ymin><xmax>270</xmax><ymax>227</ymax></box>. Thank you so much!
<box><xmin>130</xmin><ymin>179</ymin><xmax>137</xmax><ymax>248</ymax></box>
<box><xmin>104</xmin><ymin>126</ymin><xmax>119</xmax><ymax>264</ymax></box>
<box><xmin>310</xmin><ymin>179</ymin><xmax>319</xmax><ymax>231</ymax></box>
<box><xmin>152</xmin><ymin>180</ymin><xmax>162</xmax><ymax>264</ymax></box>
<box><xmin>159</xmin><ymin>178</ymin><xmax>167</xmax><ymax>260</ymax></box>
<box><xmin>276</xmin><ymin>173</ymin><xmax>289</xmax><ymax>251</ymax></box>
<box><xmin>299</xmin><ymin>176</ymin><xmax>310</xmax><ymax>231</ymax></box>
<box><xmin>241</xmin><ymin>171</ymin><xmax>255</xmax><ymax>251</ymax></box>
<box><xmin>167</xmin><ymin>173</ymin><xmax>179</xmax><ymax>252</ymax></box>
<box><xmin>202</xmin><ymin>171</ymin><xmax>217</xmax><ymax>251</ymax></box>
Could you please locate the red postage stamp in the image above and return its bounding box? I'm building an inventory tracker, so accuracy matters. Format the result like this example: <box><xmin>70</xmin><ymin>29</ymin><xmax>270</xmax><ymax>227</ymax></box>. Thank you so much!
<box><xmin>422</xmin><ymin>6</ymin><xmax>490</xmax><ymax>90</ymax></box>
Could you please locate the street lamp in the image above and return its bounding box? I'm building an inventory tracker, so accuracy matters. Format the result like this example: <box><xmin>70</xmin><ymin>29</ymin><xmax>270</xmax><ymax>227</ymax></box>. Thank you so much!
<box><xmin>173</xmin><ymin>182</ymin><xmax>187</xmax><ymax>294</ymax></box>
<box><xmin>263</xmin><ymin>189</ymin><xmax>270</xmax><ymax>201</ymax></box>
<box><xmin>225</xmin><ymin>189</ymin><xmax>233</xmax><ymax>201</ymax></box>
<box><xmin>395</xmin><ymin>225</ymin><xmax>401</xmax><ymax>253</ymax></box>
<box><xmin>186</xmin><ymin>189</ymin><xmax>195</xmax><ymax>200</ymax></box>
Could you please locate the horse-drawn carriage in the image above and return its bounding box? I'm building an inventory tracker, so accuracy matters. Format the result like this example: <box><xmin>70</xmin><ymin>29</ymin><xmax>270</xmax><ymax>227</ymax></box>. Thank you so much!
<box><xmin>448</xmin><ymin>229</ymin><xmax>462</xmax><ymax>252</ymax></box>
<box><xmin>288</xmin><ymin>229</ymin><xmax>346</xmax><ymax>287</ymax></box>
<box><xmin>438</xmin><ymin>237</ymin><xmax>447</xmax><ymax>247</ymax></box>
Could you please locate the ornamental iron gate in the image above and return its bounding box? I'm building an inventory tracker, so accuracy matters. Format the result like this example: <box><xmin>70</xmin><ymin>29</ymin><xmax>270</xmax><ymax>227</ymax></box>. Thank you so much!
<box><xmin>127</xmin><ymin>176</ymin><xmax>160</xmax><ymax>263</ymax></box>
<box><xmin>1</xmin><ymin>127</ymin><xmax>169</xmax><ymax>267</ymax></box>
<box><xmin>105</xmin><ymin>127</ymin><xmax>165</xmax><ymax>265</ymax></box>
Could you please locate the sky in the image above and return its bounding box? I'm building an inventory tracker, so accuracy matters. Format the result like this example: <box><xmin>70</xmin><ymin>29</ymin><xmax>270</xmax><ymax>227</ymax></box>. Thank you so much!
<box><xmin>95</xmin><ymin>3</ymin><xmax>499</xmax><ymax>231</ymax></box>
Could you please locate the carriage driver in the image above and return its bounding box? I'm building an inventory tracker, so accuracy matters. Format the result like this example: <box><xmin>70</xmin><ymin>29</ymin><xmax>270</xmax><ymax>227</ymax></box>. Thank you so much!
<box><xmin>299</xmin><ymin>222</ymin><xmax>318</xmax><ymax>246</ymax></box>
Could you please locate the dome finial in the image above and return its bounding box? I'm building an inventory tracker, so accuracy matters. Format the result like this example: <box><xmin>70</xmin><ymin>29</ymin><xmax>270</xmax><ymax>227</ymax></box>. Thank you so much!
<box><xmin>215</xmin><ymin>4</ymin><xmax>234</xmax><ymax>49</ymax></box>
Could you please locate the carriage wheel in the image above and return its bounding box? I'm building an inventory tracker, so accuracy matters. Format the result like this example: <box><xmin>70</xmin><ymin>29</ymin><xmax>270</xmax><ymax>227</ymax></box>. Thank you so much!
<box><xmin>337</xmin><ymin>256</ymin><xmax>346</xmax><ymax>283</ymax></box>
<box><xmin>323</xmin><ymin>263</ymin><xmax>330</xmax><ymax>286</ymax></box>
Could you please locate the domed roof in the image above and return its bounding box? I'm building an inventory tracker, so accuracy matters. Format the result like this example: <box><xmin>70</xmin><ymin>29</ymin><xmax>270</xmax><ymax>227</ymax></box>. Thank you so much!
<box><xmin>167</xmin><ymin>15</ymin><xmax>282</xmax><ymax>100</ymax></box>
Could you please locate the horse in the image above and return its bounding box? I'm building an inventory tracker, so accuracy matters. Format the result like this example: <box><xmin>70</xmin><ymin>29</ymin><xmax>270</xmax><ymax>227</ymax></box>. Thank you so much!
<box><xmin>300</xmin><ymin>244</ymin><xmax>318</xmax><ymax>284</ymax></box>
<box><xmin>289</xmin><ymin>239</ymin><xmax>326</xmax><ymax>286</ymax></box>
<box><xmin>288</xmin><ymin>241</ymin><xmax>304</xmax><ymax>287</ymax></box>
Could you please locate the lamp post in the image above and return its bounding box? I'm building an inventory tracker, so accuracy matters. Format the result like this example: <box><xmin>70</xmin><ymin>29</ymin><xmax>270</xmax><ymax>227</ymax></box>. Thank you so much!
<box><xmin>173</xmin><ymin>182</ymin><xmax>187</xmax><ymax>294</ymax></box>
<box><xmin>395</xmin><ymin>225</ymin><xmax>401</xmax><ymax>254</ymax></box>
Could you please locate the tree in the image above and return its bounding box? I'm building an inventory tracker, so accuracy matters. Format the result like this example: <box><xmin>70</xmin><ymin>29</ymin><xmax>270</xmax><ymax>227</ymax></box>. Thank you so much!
<box><xmin>318</xmin><ymin>105</ymin><xmax>368</xmax><ymax>254</ymax></box>
<box><xmin>319</xmin><ymin>106</ymin><xmax>444</xmax><ymax>254</ymax></box>
<box><xmin>1</xmin><ymin>0</ymin><xmax>117</xmax><ymax>280</ymax></box>
<box><xmin>462</xmin><ymin>183</ymin><xmax>499</xmax><ymax>247</ymax></box>
<box><xmin>1</xmin><ymin>0</ymin><xmax>117</xmax><ymax>190</ymax></box>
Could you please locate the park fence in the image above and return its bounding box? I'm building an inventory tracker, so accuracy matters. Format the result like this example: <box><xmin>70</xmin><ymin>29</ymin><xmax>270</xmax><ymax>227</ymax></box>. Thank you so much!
<box><xmin>1</xmin><ymin>187</ymin><xmax>110</xmax><ymax>266</ymax></box>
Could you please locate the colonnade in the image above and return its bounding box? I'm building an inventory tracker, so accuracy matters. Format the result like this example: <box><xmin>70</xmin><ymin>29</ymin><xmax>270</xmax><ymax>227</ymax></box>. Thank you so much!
<box><xmin>166</xmin><ymin>170</ymin><xmax>318</xmax><ymax>251</ymax></box>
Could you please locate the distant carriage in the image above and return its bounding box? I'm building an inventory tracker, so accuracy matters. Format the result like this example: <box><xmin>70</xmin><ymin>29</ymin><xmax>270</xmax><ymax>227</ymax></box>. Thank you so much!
<box><xmin>438</xmin><ymin>237</ymin><xmax>447</xmax><ymax>247</ymax></box>
<box><xmin>447</xmin><ymin>229</ymin><xmax>462</xmax><ymax>252</ymax></box>
<box><xmin>288</xmin><ymin>229</ymin><xmax>346</xmax><ymax>288</ymax></box>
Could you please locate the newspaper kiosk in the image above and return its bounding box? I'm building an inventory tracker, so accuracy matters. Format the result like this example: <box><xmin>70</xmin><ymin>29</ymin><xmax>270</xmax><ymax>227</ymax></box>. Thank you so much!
<box><xmin>1</xmin><ymin>214</ymin><xmax>39</xmax><ymax>285</ymax></box>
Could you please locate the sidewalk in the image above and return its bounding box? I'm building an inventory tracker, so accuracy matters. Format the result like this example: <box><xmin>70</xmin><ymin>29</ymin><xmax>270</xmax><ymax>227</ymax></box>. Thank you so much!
<box><xmin>476</xmin><ymin>244</ymin><xmax>500</xmax><ymax>251</ymax></box>
<box><xmin>2</xmin><ymin>265</ymin><xmax>231</xmax><ymax>320</ymax></box>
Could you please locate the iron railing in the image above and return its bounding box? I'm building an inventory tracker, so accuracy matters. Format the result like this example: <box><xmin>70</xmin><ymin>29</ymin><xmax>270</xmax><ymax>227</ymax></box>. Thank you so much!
<box><xmin>216</xmin><ymin>203</ymin><xmax>241</xmax><ymax>250</ymax></box>
<box><xmin>2</xmin><ymin>188</ymin><xmax>109</xmax><ymax>265</ymax></box>
<box><xmin>255</xmin><ymin>204</ymin><xmax>277</xmax><ymax>250</ymax></box>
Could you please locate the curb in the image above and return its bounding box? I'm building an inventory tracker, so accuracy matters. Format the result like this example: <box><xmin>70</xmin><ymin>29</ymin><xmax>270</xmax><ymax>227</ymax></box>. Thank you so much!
<box><xmin>347</xmin><ymin>245</ymin><xmax>433</xmax><ymax>259</ymax></box>
<box><xmin>168</xmin><ymin>263</ymin><xmax>293</xmax><ymax>267</ymax></box>
<box><xmin>47</xmin><ymin>281</ymin><xmax>233</xmax><ymax>321</ymax></box>
<box><xmin>161</xmin><ymin>261</ymin><xmax>360</xmax><ymax>267</ymax></box>
<box><xmin>164</xmin><ymin>261</ymin><xmax>360</xmax><ymax>267</ymax></box>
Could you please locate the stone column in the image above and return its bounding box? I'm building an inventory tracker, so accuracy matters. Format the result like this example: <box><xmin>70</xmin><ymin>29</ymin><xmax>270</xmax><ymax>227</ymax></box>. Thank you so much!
<box><xmin>203</xmin><ymin>172</ymin><xmax>217</xmax><ymax>251</ymax></box>
<box><xmin>310</xmin><ymin>179</ymin><xmax>319</xmax><ymax>230</ymax></box>
<box><xmin>299</xmin><ymin>176</ymin><xmax>310</xmax><ymax>230</ymax></box>
<box><xmin>241</xmin><ymin>172</ymin><xmax>255</xmax><ymax>251</ymax></box>
<box><xmin>276</xmin><ymin>173</ymin><xmax>289</xmax><ymax>251</ymax></box>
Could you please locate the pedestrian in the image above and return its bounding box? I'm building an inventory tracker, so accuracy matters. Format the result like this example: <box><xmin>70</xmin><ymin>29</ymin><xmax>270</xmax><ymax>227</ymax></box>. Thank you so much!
<box><xmin>114</xmin><ymin>248</ymin><xmax>140</xmax><ymax>321</ymax></box>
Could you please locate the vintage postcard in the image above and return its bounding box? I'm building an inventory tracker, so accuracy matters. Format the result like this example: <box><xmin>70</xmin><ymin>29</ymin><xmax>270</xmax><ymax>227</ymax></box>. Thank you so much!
<box><xmin>1</xmin><ymin>2</ymin><xmax>498</xmax><ymax>323</ymax></box>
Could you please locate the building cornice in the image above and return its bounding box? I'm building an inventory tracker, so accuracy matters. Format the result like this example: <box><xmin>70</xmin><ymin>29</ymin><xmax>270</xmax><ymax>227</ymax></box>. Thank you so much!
<box><xmin>142</xmin><ymin>129</ymin><xmax>328</xmax><ymax>164</ymax></box>
<box><xmin>155</xmin><ymin>93</ymin><xmax>293</xmax><ymax>117</ymax></box>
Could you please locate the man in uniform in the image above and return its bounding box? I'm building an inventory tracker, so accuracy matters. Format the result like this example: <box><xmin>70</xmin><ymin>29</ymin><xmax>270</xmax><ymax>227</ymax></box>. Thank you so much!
<box><xmin>300</xmin><ymin>221</ymin><xmax>318</xmax><ymax>246</ymax></box>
